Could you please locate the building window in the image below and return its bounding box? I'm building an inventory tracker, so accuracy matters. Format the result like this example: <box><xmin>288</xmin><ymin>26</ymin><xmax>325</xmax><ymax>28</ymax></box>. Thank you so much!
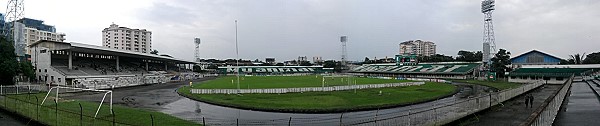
<box><xmin>556</xmin><ymin>77</ymin><xmax>564</xmax><ymax>81</ymax></box>
<box><xmin>45</xmin><ymin>69</ymin><xmax>47</xmax><ymax>72</ymax></box>
<box><xmin>510</xmin><ymin>76</ymin><xmax>516</xmax><ymax>79</ymax></box>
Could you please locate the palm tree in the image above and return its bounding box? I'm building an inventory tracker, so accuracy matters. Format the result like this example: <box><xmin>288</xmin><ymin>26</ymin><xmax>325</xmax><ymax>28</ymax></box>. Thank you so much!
<box><xmin>569</xmin><ymin>53</ymin><xmax>586</xmax><ymax>64</ymax></box>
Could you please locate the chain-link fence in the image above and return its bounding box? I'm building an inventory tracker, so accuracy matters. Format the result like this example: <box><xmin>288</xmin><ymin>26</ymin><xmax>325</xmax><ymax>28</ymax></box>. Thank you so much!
<box><xmin>0</xmin><ymin>93</ymin><xmax>180</xmax><ymax>126</ymax></box>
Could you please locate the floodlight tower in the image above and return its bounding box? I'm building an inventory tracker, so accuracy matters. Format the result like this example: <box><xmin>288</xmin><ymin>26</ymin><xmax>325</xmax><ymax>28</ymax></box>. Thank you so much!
<box><xmin>481</xmin><ymin>0</ymin><xmax>496</xmax><ymax>64</ymax></box>
<box><xmin>340</xmin><ymin>36</ymin><xmax>348</xmax><ymax>68</ymax></box>
<box><xmin>194</xmin><ymin>38</ymin><xmax>201</xmax><ymax>62</ymax></box>
<box><xmin>3</xmin><ymin>0</ymin><xmax>24</xmax><ymax>37</ymax></box>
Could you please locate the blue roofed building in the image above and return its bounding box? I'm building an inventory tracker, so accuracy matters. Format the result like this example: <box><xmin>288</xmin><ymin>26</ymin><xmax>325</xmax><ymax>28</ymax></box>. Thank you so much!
<box><xmin>510</xmin><ymin>50</ymin><xmax>562</xmax><ymax>66</ymax></box>
<box><xmin>17</xmin><ymin>18</ymin><xmax>56</xmax><ymax>32</ymax></box>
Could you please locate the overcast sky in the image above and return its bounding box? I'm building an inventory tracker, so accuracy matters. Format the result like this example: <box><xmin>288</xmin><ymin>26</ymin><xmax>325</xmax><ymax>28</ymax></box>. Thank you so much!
<box><xmin>4</xmin><ymin>0</ymin><xmax>599</xmax><ymax>61</ymax></box>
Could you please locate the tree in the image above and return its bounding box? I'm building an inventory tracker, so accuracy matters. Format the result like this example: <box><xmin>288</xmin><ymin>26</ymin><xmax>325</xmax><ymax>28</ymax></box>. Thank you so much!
<box><xmin>323</xmin><ymin>60</ymin><xmax>341</xmax><ymax>72</ymax></box>
<box><xmin>491</xmin><ymin>49</ymin><xmax>511</xmax><ymax>78</ymax></box>
<box><xmin>569</xmin><ymin>53</ymin><xmax>586</xmax><ymax>64</ymax></box>
<box><xmin>418</xmin><ymin>54</ymin><xmax>454</xmax><ymax>62</ymax></box>
<box><xmin>299</xmin><ymin>61</ymin><xmax>312</xmax><ymax>66</ymax></box>
<box><xmin>583</xmin><ymin>52</ymin><xmax>600</xmax><ymax>64</ymax></box>
<box><xmin>363</xmin><ymin>57</ymin><xmax>371</xmax><ymax>64</ymax></box>
<box><xmin>0</xmin><ymin>36</ymin><xmax>18</xmax><ymax>85</ymax></box>
<box><xmin>19</xmin><ymin>61</ymin><xmax>35</xmax><ymax>81</ymax></box>
<box><xmin>560</xmin><ymin>59</ymin><xmax>575</xmax><ymax>65</ymax></box>
<box><xmin>150</xmin><ymin>50</ymin><xmax>159</xmax><ymax>55</ymax></box>
<box><xmin>206</xmin><ymin>64</ymin><xmax>218</xmax><ymax>69</ymax></box>
<box><xmin>193</xmin><ymin>65</ymin><xmax>202</xmax><ymax>73</ymax></box>
<box><xmin>456</xmin><ymin>50</ymin><xmax>482</xmax><ymax>62</ymax></box>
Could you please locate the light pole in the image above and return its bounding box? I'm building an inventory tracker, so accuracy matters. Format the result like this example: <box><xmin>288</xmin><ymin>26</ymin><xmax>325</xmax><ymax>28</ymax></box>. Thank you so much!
<box><xmin>235</xmin><ymin>20</ymin><xmax>240</xmax><ymax>93</ymax></box>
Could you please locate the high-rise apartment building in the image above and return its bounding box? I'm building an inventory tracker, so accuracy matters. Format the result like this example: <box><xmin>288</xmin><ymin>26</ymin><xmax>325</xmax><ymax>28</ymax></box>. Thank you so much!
<box><xmin>399</xmin><ymin>40</ymin><xmax>436</xmax><ymax>56</ymax></box>
<box><xmin>102</xmin><ymin>23</ymin><xmax>152</xmax><ymax>53</ymax></box>
<box><xmin>10</xmin><ymin>18</ymin><xmax>66</xmax><ymax>57</ymax></box>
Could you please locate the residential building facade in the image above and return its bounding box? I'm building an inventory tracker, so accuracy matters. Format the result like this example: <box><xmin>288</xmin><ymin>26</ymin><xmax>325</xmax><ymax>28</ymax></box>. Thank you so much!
<box><xmin>102</xmin><ymin>23</ymin><xmax>152</xmax><ymax>53</ymax></box>
<box><xmin>11</xmin><ymin>18</ymin><xmax>66</xmax><ymax>57</ymax></box>
<box><xmin>399</xmin><ymin>40</ymin><xmax>436</xmax><ymax>56</ymax></box>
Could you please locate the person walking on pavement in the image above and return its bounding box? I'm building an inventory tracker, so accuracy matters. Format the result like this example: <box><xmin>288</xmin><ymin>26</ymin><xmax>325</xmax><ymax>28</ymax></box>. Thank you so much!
<box><xmin>529</xmin><ymin>94</ymin><xmax>535</xmax><ymax>108</ymax></box>
<box><xmin>524</xmin><ymin>94</ymin><xmax>529</xmax><ymax>108</ymax></box>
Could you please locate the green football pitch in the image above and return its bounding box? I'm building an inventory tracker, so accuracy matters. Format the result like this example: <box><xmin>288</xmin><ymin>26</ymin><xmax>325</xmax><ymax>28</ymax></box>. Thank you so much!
<box><xmin>191</xmin><ymin>75</ymin><xmax>413</xmax><ymax>89</ymax></box>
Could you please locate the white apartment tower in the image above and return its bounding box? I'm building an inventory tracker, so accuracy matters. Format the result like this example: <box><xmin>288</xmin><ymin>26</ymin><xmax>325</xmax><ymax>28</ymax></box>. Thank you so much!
<box><xmin>399</xmin><ymin>40</ymin><xmax>436</xmax><ymax>56</ymax></box>
<box><xmin>102</xmin><ymin>23</ymin><xmax>152</xmax><ymax>53</ymax></box>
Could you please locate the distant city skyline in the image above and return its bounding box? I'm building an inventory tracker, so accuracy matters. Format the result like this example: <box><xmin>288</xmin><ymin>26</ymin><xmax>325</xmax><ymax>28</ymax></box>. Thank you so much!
<box><xmin>3</xmin><ymin>0</ymin><xmax>599</xmax><ymax>61</ymax></box>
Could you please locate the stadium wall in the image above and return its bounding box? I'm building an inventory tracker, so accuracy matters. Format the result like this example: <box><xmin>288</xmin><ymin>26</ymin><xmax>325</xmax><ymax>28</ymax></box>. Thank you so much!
<box><xmin>508</xmin><ymin>77</ymin><xmax>566</xmax><ymax>84</ymax></box>
<box><xmin>71</xmin><ymin>74</ymin><xmax>170</xmax><ymax>89</ymax></box>
<box><xmin>32</xmin><ymin>46</ymin><xmax>68</xmax><ymax>86</ymax></box>
<box><xmin>217</xmin><ymin>66</ymin><xmax>331</xmax><ymax>75</ymax></box>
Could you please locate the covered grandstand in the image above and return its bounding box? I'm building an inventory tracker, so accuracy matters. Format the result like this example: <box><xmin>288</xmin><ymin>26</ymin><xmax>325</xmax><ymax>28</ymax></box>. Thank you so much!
<box><xmin>508</xmin><ymin>65</ymin><xmax>600</xmax><ymax>84</ymax></box>
<box><xmin>350</xmin><ymin>62</ymin><xmax>482</xmax><ymax>79</ymax></box>
<box><xmin>29</xmin><ymin>40</ymin><xmax>199</xmax><ymax>89</ymax></box>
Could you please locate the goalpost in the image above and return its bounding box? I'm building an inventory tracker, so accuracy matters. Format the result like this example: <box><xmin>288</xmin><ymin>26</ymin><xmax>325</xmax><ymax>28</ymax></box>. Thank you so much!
<box><xmin>322</xmin><ymin>74</ymin><xmax>354</xmax><ymax>87</ymax></box>
<box><xmin>40</xmin><ymin>86</ymin><xmax>113</xmax><ymax>118</ymax></box>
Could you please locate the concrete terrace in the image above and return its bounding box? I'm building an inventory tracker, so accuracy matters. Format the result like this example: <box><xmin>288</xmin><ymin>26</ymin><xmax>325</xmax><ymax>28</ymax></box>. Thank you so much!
<box><xmin>460</xmin><ymin>84</ymin><xmax>561</xmax><ymax>126</ymax></box>
<box><xmin>554</xmin><ymin>80</ymin><xmax>600</xmax><ymax>125</ymax></box>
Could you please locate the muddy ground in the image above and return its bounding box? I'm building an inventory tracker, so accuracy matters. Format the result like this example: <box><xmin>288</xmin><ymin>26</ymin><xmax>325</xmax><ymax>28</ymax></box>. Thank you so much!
<box><xmin>61</xmin><ymin>77</ymin><xmax>216</xmax><ymax>110</ymax></box>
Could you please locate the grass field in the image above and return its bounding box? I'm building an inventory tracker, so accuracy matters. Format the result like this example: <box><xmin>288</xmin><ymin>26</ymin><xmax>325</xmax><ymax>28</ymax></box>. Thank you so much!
<box><xmin>193</xmin><ymin>75</ymin><xmax>413</xmax><ymax>89</ymax></box>
<box><xmin>453</xmin><ymin>80</ymin><xmax>521</xmax><ymax>90</ymax></box>
<box><xmin>0</xmin><ymin>93</ymin><xmax>199</xmax><ymax>126</ymax></box>
<box><xmin>179</xmin><ymin>82</ymin><xmax>457</xmax><ymax>113</ymax></box>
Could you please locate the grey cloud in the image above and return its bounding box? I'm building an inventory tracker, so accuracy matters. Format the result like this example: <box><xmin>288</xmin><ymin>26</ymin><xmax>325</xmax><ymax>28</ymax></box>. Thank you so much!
<box><xmin>129</xmin><ymin>0</ymin><xmax>600</xmax><ymax>61</ymax></box>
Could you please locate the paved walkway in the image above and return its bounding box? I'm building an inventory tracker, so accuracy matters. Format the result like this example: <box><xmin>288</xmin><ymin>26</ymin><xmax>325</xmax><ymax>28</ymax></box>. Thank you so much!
<box><xmin>554</xmin><ymin>81</ymin><xmax>600</xmax><ymax>125</ymax></box>
<box><xmin>461</xmin><ymin>84</ymin><xmax>561</xmax><ymax>126</ymax></box>
<box><xmin>0</xmin><ymin>110</ymin><xmax>25</xmax><ymax>126</ymax></box>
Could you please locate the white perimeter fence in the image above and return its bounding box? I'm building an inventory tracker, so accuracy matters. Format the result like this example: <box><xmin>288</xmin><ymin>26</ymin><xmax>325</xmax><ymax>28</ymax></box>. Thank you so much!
<box><xmin>190</xmin><ymin>82</ymin><xmax>425</xmax><ymax>94</ymax></box>
<box><xmin>0</xmin><ymin>85</ymin><xmax>48</xmax><ymax>95</ymax></box>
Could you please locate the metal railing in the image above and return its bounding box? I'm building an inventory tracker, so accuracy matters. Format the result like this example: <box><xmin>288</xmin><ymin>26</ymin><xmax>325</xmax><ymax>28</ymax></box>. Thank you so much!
<box><xmin>190</xmin><ymin>81</ymin><xmax>545</xmax><ymax>126</ymax></box>
<box><xmin>190</xmin><ymin>82</ymin><xmax>425</xmax><ymax>94</ymax></box>
<box><xmin>0</xmin><ymin>85</ymin><xmax>47</xmax><ymax>95</ymax></box>
<box><xmin>521</xmin><ymin>75</ymin><xmax>574</xmax><ymax>126</ymax></box>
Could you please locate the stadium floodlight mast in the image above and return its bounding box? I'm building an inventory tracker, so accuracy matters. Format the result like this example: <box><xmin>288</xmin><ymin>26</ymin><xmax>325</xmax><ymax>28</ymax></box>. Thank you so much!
<box><xmin>481</xmin><ymin>0</ymin><xmax>497</xmax><ymax>65</ymax></box>
<box><xmin>235</xmin><ymin>20</ymin><xmax>241</xmax><ymax>94</ymax></box>
<box><xmin>194</xmin><ymin>38</ymin><xmax>201</xmax><ymax>62</ymax></box>
<box><xmin>340</xmin><ymin>36</ymin><xmax>348</xmax><ymax>69</ymax></box>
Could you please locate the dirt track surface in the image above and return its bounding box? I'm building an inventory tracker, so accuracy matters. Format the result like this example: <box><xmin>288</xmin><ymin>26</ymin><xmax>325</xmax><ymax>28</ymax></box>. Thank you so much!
<box><xmin>62</xmin><ymin>77</ymin><xmax>216</xmax><ymax>110</ymax></box>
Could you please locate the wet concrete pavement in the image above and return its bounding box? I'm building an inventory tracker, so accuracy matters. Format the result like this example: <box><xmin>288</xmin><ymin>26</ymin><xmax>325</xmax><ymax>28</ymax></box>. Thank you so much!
<box><xmin>554</xmin><ymin>80</ymin><xmax>600</xmax><ymax>126</ymax></box>
<box><xmin>62</xmin><ymin>77</ymin><xmax>217</xmax><ymax>110</ymax></box>
<box><xmin>0</xmin><ymin>110</ymin><xmax>26</xmax><ymax>126</ymax></box>
<box><xmin>461</xmin><ymin>84</ymin><xmax>561</xmax><ymax>126</ymax></box>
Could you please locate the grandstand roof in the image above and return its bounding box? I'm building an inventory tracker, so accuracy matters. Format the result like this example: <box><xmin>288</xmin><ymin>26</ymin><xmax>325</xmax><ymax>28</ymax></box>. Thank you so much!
<box><xmin>510</xmin><ymin>50</ymin><xmax>563</xmax><ymax>61</ymax></box>
<box><xmin>29</xmin><ymin>40</ymin><xmax>196</xmax><ymax>64</ymax></box>
<box><xmin>509</xmin><ymin>68</ymin><xmax>592</xmax><ymax>77</ymax></box>
<box><xmin>350</xmin><ymin>62</ymin><xmax>481</xmax><ymax>75</ymax></box>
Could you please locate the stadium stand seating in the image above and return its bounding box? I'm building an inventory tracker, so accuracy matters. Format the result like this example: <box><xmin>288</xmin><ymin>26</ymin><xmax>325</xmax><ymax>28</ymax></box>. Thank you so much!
<box><xmin>351</xmin><ymin>63</ymin><xmax>480</xmax><ymax>75</ymax></box>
